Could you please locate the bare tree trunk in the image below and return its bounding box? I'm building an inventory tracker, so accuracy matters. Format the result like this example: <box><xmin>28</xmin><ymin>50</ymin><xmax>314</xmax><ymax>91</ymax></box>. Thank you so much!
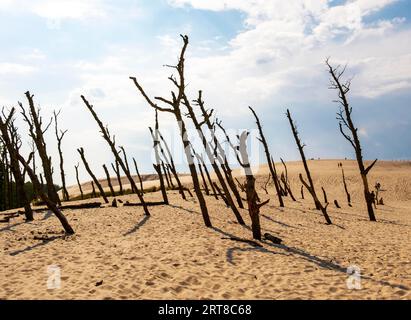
<box><xmin>81</xmin><ymin>96</ymin><xmax>149</xmax><ymax>215</ymax></box>
<box><xmin>130</xmin><ymin>35</ymin><xmax>212</xmax><ymax>226</ymax></box>
<box><xmin>148</xmin><ymin>112</ymin><xmax>168</xmax><ymax>204</ymax></box>
<box><xmin>77</xmin><ymin>147</ymin><xmax>109</xmax><ymax>203</ymax></box>
<box><xmin>235</xmin><ymin>131</ymin><xmax>269</xmax><ymax>240</ymax></box>
<box><xmin>74</xmin><ymin>163</ymin><xmax>84</xmax><ymax>200</ymax></box>
<box><xmin>0</xmin><ymin>108</ymin><xmax>73</xmax><ymax>233</ymax></box>
<box><xmin>91</xmin><ymin>181</ymin><xmax>96</xmax><ymax>198</ymax></box>
<box><xmin>157</xmin><ymin>129</ymin><xmax>187</xmax><ymax>200</ymax></box>
<box><xmin>181</xmin><ymin>92</ymin><xmax>244</xmax><ymax>224</ymax></box>
<box><xmin>287</xmin><ymin>109</ymin><xmax>332</xmax><ymax>224</ymax></box>
<box><xmin>301</xmin><ymin>185</ymin><xmax>304</xmax><ymax>199</ymax></box>
<box><xmin>119</xmin><ymin>146</ymin><xmax>137</xmax><ymax>194</ymax></box>
<box><xmin>132</xmin><ymin>157</ymin><xmax>144</xmax><ymax>192</ymax></box>
<box><xmin>327</xmin><ymin>60</ymin><xmax>377</xmax><ymax>221</ymax></box>
<box><xmin>249</xmin><ymin>107</ymin><xmax>284</xmax><ymax>207</ymax></box>
<box><xmin>339</xmin><ymin>162</ymin><xmax>352</xmax><ymax>207</ymax></box>
<box><xmin>286</xmin><ymin>109</ymin><xmax>321</xmax><ymax>210</ymax></box>
<box><xmin>161</xmin><ymin>161</ymin><xmax>171</xmax><ymax>188</ymax></box>
<box><xmin>53</xmin><ymin>110</ymin><xmax>69</xmax><ymax>201</ymax></box>
<box><xmin>0</xmin><ymin>117</ymin><xmax>33</xmax><ymax>220</ymax></box>
<box><xmin>20</xmin><ymin>91</ymin><xmax>60</xmax><ymax>205</ymax></box>
<box><xmin>111</xmin><ymin>161</ymin><xmax>124</xmax><ymax>195</ymax></box>
<box><xmin>321</xmin><ymin>187</ymin><xmax>328</xmax><ymax>204</ymax></box>
<box><xmin>103</xmin><ymin>164</ymin><xmax>115</xmax><ymax>196</ymax></box>
<box><xmin>280</xmin><ymin>158</ymin><xmax>296</xmax><ymax>201</ymax></box>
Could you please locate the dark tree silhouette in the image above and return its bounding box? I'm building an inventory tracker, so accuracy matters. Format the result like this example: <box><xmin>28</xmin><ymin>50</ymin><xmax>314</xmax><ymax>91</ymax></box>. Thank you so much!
<box><xmin>148</xmin><ymin>111</ymin><xmax>168</xmax><ymax>204</ymax></box>
<box><xmin>0</xmin><ymin>109</ymin><xmax>33</xmax><ymax>220</ymax></box>
<box><xmin>158</xmin><ymin>129</ymin><xmax>187</xmax><ymax>200</ymax></box>
<box><xmin>326</xmin><ymin>59</ymin><xmax>377</xmax><ymax>222</ymax></box>
<box><xmin>0</xmin><ymin>108</ymin><xmax>73</xmax><ymax>233</ymax></box>
<box><xmin>103</xmin><ymin>164</ymin><xmax>115</xmax><ymax>196</ymax></box>
<box><xmin>132</xmin><ymin>157</ymin><xmax>144</xmax><ymax>192</ymax></box>
<box><xmin>280</xmin><ymin>158</ymin><xmax>296</xmax><ymax>201</ymax></box>
<box><xmin>338</xmin><ymin>162</ymin><xmax>352</xmax><ymax>206</ymax></box>
<box><xmin>77</xmin><ymin>147</ymin><xmax>109</xmax><ymax>203</ymax></box>
<box><xmin>235</xmin><ymin>131</ymin><xmax>269</xmax><ymax>240</ymax></box>
<box><xmin>74</xmin><ymin>162</ymin><xmax>84</xmax><ymax>200</ymax></box>
<box><xmin>81</xmin><ymin>95</ymin><xmax>149</xmax><ymax>215</ymax></box>
<box><xmin>20</xmin><ymin>91</ymin><xmax>60</xmax><ymax>205</ymax></box>
<box><xmin>286</xmin><ymin>109</ymin><xmax>332</xmax><ymax>224</ymax></box>
<box><xmin>249</xmin><ymin>106</ymin><xmax>284</xmax><ymax>207</ymax></box>
<box><xmin>130</xmin><ymin>35</ymin><xmax>211</xmax><ymax>226</ymax></box>
<box><xmin>180</xmin><ymin>90</ymin><xmax>245</xmax><ymax>224</ymax></box>
<box><xmin>111</xmin><ymin>161</ymin><xmax>124</xmax><ymax>195</ymax></box>
<box><xmin>53</xmin><ymin>110</ymin><xmax>69</xmax><ymax>201</ymax></box>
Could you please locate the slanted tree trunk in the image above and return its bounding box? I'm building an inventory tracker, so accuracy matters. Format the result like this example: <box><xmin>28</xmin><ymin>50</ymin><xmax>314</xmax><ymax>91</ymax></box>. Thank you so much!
<box><xmin>148</xmin><ymin>111</ymin><xmax>168</xmax><ymax>204</ymax></box>
<box><xmin>0</xmin><ymin>108</ymin><xmax>73</xmax><ymax>233</ymax></box>
<box><xmin>301</xmin><ymin>185</ymin><xmax>304</xmax><ymax>199</ymax></box>
<box><xmin>287</xmin><ymin>109</ymin><xmax>332</xmax><ymax>224</ymax></box>
<box><xmin>193</xmin><ymin>94</ymin><xmax>244</xmax><ymax>211</ymax></box>
<box><xmin>119</xmin><ymin>146</ymin><xmax>137</xmax><ymax>194</ymax></box>
<box><xmin>321</xmin><ymin>187</ymin><xmax>328</xmax><ymax>204</ymax></box>
<box><xmin>20</xmin><ymin>91</ymin><xmax>60</xmax><ymax>205</ymax></box>
<box><xmin>0</xmin><ymin>114</ymin><xmax>33</xmax><ymax>220</ymax></box>
<box><xmin>53</xmin><ymin>110</ymin><xmax>69</xmax><ymax>201</ymax></box>
<box><xmin>91</xmin><ymin>181</ymin><xmax>96</xmax><ymax>198</ymax></box>
<box><xmin>77</xmin><ymin>147</ymin><xmax>109</xmax><ymax>203</ymax></box>
<box><xmin>327</xmin><ymin>60</ymin><xmax>377</xmax><ymax>221</ymax></box>
<box><xmin>280</xmin><ymin>158</ymin><xmax>296</xmax><ymax>201</ymax></box>
<box><xmin>74</xmin><ymin>163</ymin><xmax>84</xmax><ymax>200</ymax></box>
<box><xmin>81</xmin><ymin>96</ymin><xmax>149</xmax><ymax>215</ymax></box>
<box><xmin>161</xmin><ymin>161</ymin><xmax>171</xmax><ymax>188</ymax></box>
<box><xmin>158</xmin><ymin>129</ymin><xmax>187</xmax><ymax>200</ymax></box>
<box><xmin>130</xmin><ymin>35</ymin><xmax>211</xmax><ymax>226</ymax></box>
<box><xmin>286</xmin><ymin>109</ymin><xmax>321</xmax><ymax>210</ymax></box>
<box><xmin>111</xmin><ymin>161</ymin><xmax>124</xmax><ymax>195</ymax></box>
<box><xmin>132</xmin><ymin>157</ymin><xmax>144</xmax><ymax>192</ymax></box>
<box><xmin>180</xmin><ymin>91</ymin><xmax>244</xmax><ymax>224</ymax></box>
<box><xmin>249</xmin><ymin>107</ymin><xmax>284</xmax><ymax>207</ymax></box>
<box><xmin>235</xmin><ymin>131</ymin><xmax>269</xmax><ymax>240</ymax></box>
<box><xmin>103</xmin><ymin>164</ymin><xmax>115</xmax><ymax>196</ymax></box>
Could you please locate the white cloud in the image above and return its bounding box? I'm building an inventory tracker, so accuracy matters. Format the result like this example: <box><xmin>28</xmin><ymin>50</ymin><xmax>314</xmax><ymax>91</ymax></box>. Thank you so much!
<box><xmin>0</xmin><ymin>62</ymin><xmax>37</xmax><ymax>75</ymax></box>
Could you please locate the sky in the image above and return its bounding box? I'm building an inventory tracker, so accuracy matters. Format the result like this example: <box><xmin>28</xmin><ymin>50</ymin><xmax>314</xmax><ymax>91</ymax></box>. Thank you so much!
<box><xmin>0</xmin><ymin>0</ymin><xmax>410</xmax><ymax>186</ymax></box>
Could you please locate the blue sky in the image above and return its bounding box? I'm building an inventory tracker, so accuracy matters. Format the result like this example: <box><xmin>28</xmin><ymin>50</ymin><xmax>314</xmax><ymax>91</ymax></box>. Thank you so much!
<box><xmin>0</xmin><ymin>0</ymin><xmax>410</xmax><ymax>185</ymax></box>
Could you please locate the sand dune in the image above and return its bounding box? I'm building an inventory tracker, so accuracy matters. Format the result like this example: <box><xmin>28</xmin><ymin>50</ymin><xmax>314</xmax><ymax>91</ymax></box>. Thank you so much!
<box><xmin>1</xmin><ymin>160</ymin><xmax>410</xmax><ymax>299</ymax></box>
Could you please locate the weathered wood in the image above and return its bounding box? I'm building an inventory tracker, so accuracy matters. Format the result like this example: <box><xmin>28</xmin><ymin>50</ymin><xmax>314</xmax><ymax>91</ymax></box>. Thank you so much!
<box><xmin>249</xmin><ymin>106</ymin><xmax>284</xmax><ymax>207</ymax></box>
<box><xmin>53</xmin><ymin>110</ymin><xmax>69</xmax><ymax>201</ymax></box>
<box><xmin>77</xmin><ymin>147</ymin><xmax>109</xmax><ymax>203</ymax></box>
<box><xmin>102</xmin><ymin>164</ymin><xmax>115</xmax><ymax>196</ymax></box>
<box><xmin>327</xmin><ymin>60</ymin><xmax>377</xmax><ymax>221</ymax></box>
<box><xmin>74</xmin><ymin>163</ymin><xmax>84</xmax><ymax>200</ymax></box>
<box><xmin>334</xmin><ymin>199</ymin><xmax>341</xmax><ymax>209</ymax></box>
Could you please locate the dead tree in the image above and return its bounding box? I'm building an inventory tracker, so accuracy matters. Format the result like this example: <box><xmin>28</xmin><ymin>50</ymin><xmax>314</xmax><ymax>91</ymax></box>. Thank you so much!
<box><xmin>111</xmin><ymin>161</ymin><xmax>124</xmax><ymax>195</ymax></box>
<box><xmin>280</xmin><ymin>158</ymin><xmax>296</xmax><ymax>201</ymax></box>
<box><xmin>158</xmin><ymin>129</ymin><xmax>186</xmax><ymax>200</ymax></box>
<box><xmin>20</xmin><ymin>91</ymin><xmax>60</xmax><ymax>205</ymax></box>
<box><xmin>148</xmin><ymin>111</ymin><xmax>168</xmax><ymax>204</ymax></box>
<box><xmin>77</xmin><ymin>147</ymin><xmax>109</xmax><ymax>203</ymax></box>
<box><xmin>103</xmin><ymin>164</ymin><xmax>115</xmax><ymax>196</ymax></box>
<box><xmin>327</xmin><ymin>59</ymin><xmax>377</xmax><ymax>221</ymax></box>
<box><xmin>119</xmin><ymin>146</ymin><xmax>137</xmax><ymax>194</ymax></box>
<box><xmin>0</xmin><ymin>108</ymin><xmax>73</xmax><ymax>233</ymax></box>
<box><xmin>130</xmin><ymin>35</ymin><xmax>212</xmax><ymax>226</ymax></box>
<box><xmin>301</xmin><ymin>185</ymin><xmax>304</xmax><ymax>199</ymax></box>
<box><xmin>53</xmin><ymin>110</ymin><xmax>69</xmax><ymax>201</ymax></box>
<box><xmin>161</xmin><ymin>161</ymin><xmax>171</xmax><ymax>188</ymax></box>
<box><xmin>179</xmin><ymin>90</ymin><xmax>245</xmax><ymax>224</ymax></box>
<box><xmin>0</xmin><ymin>109</ymin><xmax>33</xmax><ymax>220</ymax></box>
<box><xmin>235</xmin><ymin>131</ymin><xmax>269</xmax><ymax>240</ymax></box>
<box><xmin>192</xmin><ymin>95</ymin><xmax>244</xmax><ymax>210</ymax></box>
<box><xmin>249</xmin><ymin>106</ymin><xmax>284</xmax><ymax>207</ymax></box>
<box><xmin>91</xmin><ymin>181</ymin><xmax>96</xmax><ymax>198</ymax></box>
<box><xmin>321</xmin><ymin>187</ymin><xmax>328</xmax><ymax>204</ymax></box>
<box><xmin>74</xmin><ymin>163</ymin><xmax>84</xmax><ymax>200</ymax></box>
<box><xmin>339</xmin><ymin>162</ymin><xmax>352</xmax><ymax>206</ymax></box>
<box><xmin>262</xmin><ymin>174</ymin><xmax>271</xmax><ymax>195</ymax></box>
<box><xmin>286</xmin><ymin>109</ymin><xmax>321</xmax><ymax>210</ymax></box>
<box><xmin>300</xmin><ymin>174</ymin><xmax>332</xmax><ymax>224</ymax></box>
<box><xmin>81</xmin><ymin>96</ymin><xmax>149</xmax><ymax>215</ymax></box>
<box><xmin>132</xmin><ymin>157</ymin><xmax>144</xmax><ymax>192</ymax></box>
<box><xmin>196</xmin><ymin>152</ymin><xmax>218</xmax><ymax>200</ymax></box>
<box><xmin>287</xmin><ymin>109</ymin><xmax>332</xmax><ymax>224</ymax></box>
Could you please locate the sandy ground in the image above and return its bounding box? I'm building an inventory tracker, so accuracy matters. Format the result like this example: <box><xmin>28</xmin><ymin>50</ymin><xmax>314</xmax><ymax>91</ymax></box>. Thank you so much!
<box><xmin>1</xmin><ymin>160</ymin><xmax>410</xmax><ymax>299</ymax></box>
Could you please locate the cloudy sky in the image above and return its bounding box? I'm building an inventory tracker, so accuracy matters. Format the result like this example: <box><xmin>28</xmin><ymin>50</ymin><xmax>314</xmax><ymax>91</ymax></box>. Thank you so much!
<box><xmin>1</xmin><ymin>0</ymin><xmax>410</xmax><ymax>186</ymax></box>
